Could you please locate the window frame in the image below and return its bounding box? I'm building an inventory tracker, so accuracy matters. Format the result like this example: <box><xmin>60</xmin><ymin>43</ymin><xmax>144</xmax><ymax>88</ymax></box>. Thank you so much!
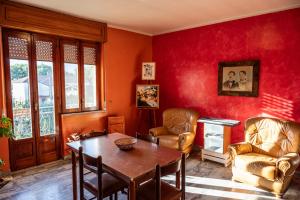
<box><xmin>60</xmin><ymin>39</ymin><xmax>101</xmax><ymax>113</ymax></box>
<box><xmin>81</xmin><ymin>42</ymin><xmax>101</xmax><ymax>112</ymax></box>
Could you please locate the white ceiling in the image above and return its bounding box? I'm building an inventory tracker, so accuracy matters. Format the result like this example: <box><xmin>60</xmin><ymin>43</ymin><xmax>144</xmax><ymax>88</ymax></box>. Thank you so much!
<box><xmin>12</xmin><ymin>0</ymin><xmax>300</xmax><ymax>35</ymax></box>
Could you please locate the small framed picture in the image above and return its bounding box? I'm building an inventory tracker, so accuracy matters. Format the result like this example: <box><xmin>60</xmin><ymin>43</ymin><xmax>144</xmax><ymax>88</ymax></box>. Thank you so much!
<box><xmin>136</xmin><ymin>84</ymin><xmax>159</xmax><ymax>109</ymax></box>
<box><xmin>218</xmin><ymin>60</ymin><xmax>259</xmax><ymax>97</ymax></box>
<box><xmin>142</xmin><ymin>62</ymin><xmax>156</xmax><ymax>80</ymax></box>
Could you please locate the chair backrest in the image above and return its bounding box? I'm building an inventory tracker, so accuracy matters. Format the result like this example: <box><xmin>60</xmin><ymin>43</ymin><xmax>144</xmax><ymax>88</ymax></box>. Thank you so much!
<box><xmin>245</xmin><ymin>117</ymin><xmax>300</xmax><ymax>158</ymax></box>
<box><xmin>161</xmin><ymin>153</ymin><xmax>185</xmax><ymax>197</ymax></box>
<box><xmin>136</xmin><ymin>132</ymin><xmax>159</xmax><ymax>145</ymax></box>
<box><xmin>136</xmin><ymin>164</ymin><xmax>161</xmax><ymax>200</ymax></box>
<box><xmin>161</xmin><ymin>153</ymin><xmax>185</xmax><ymax>175</ymax></box>
<box><xmin>80</xmin><ymin>129</ymin><xmax>107</xmax><ymax>140</ymax></box>
<box><xmin>78</xmin><ymin>147</ymin><xmax>103</xmax><ymax>199</ymax></box>
<box><xmin>163</xmin><ymin>108</ymin><xmax>199</xmax><ymax>135</ymax></box>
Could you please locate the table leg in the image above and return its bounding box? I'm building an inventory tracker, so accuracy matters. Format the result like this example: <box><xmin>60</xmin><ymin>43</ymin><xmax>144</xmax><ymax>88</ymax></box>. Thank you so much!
<box><xmin>71</xmin><ymin>151</ymin><xmax>77</xmax><ymax>200</ymax></box>
<box><xmin>176</xmin><ymin>171</ymin><xmax>180</xmax><ymax>189</ymax></box>
<box><xmin>129</xmin><ymin>180</ymin><xmax>136</xmax><ymax>200</ymax></box>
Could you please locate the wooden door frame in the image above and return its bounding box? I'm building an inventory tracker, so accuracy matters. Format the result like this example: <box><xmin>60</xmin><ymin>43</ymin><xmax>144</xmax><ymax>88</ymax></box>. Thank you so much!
<box><xmin>31</xmin><ymin>33</ymin><xmax>62</xmax><ymax>164</ymax></box>
<box><xmin>3</xmin><ymin>29</ymin><xmax>37</xmax><ymax>171</ymax></box>
<box><xmin>2</xmin><ymin>29</ymin><xmax>62</xmax><ymax>170</ymax></box>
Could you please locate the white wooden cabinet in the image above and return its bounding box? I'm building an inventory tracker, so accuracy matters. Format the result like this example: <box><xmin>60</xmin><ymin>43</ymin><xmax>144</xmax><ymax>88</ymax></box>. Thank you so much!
<box><xmin>198</xmin><ymin>118</ymin><xmax>240</xmax><ymax>167</ymax></box>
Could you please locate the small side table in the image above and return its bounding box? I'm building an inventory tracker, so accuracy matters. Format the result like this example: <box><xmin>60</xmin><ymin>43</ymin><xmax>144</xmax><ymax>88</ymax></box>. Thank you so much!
<box><xmin>198</xmin><ymin>117</ymin><xmax>240</xmax><ymax>167</ymax></box>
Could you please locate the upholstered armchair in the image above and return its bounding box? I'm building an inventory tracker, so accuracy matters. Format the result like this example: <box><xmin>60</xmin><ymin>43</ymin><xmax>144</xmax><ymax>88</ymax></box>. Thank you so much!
<box><xmin>149</xmin><ymin>108</ymin><xmax>199</xmax><ymax>154</ymax></box>
<box><xmin>229</xmin><ymin>117</ymin><xmax>300</xmax><ymax>198</ymax></box>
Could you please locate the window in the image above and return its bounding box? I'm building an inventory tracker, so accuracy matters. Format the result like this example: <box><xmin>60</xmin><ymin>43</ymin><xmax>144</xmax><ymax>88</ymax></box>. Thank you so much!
<box><xmin>61</xmin><ymin>40</ymin><xmax>100</xmax><ymax>113</ymax></box>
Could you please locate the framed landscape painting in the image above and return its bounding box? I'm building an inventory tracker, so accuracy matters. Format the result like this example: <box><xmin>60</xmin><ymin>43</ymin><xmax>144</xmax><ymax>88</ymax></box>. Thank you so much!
<box><xmin>136</xmin><ymin>84</ymin><xmax>159</xmax><ymax>109</ymax></box>
<box><xmin>218</xmin><ymin>60</ymin><xmax>259</xmax><ymax>97</ymax></box>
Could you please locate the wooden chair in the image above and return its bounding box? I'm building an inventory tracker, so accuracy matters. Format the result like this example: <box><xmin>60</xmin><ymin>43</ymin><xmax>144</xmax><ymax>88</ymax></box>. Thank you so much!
<box><xmin>136</xmin><ymin>164</ymin><xmax>161</xmax><ymax>200</ymax></box>
<box><xmin>137</xmin><ymin>153</ymin><xmax>186</xmax><ymax>200</ymax></box>
<box><xmin>108</xmin><ymin>116</ymin><xmax>125</xmax><ymax>134</ymax></box>
<box><xmin>80</xmin><ymin>130</ymin><xmax>108</xmax><ymax>174</ymax></box>
<box><xmin>137</xmin><ymin>131</ymin><xmax>184</xmax><ymax>190</ymax></box>
<box><xmin>79</xmin><ymin>130</ymin><xmax>108</xmax><ymax>140</ymax></box>
<box><xmin>79</xmin><ymin>146</ymin><xmax>127</xmax><ymax>200</ymax></box>
<box><xmin>136</xmin><ymin>132</ymin><xmax>159</xmax><ymax>145</ymax></box>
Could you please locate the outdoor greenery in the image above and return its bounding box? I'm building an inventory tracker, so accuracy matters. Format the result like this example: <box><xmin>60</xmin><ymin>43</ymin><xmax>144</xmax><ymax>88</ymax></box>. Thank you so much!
<box><xmin>0</xmin><ymin>159</ymin><xmax>4</xmax><ymax>168</ymax></box>
<box><xmin>10</xmin><ymin>63</ymin><xmax>52</xmax><ymax>80</ymax></box>
<box><xmin>0</xmin><ymin>117</ymin><xmax>13</xmax><ymax>138</ymax></box>
<box><xmin>0</xmin><ymin>116</ymin><xmax>13</xmax><ymax>169</ymax></box>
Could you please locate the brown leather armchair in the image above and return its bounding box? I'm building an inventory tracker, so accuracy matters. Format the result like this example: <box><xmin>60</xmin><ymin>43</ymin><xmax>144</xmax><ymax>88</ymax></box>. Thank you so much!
<box><xmin>229</xmin><ymin>117</ymin><xmax>300</xmax><ymax>198</ymax></box>
<box><xmin>149</xmin><ymin>108</ymin><xmax>199</xmax><ymax>154</ymax></box>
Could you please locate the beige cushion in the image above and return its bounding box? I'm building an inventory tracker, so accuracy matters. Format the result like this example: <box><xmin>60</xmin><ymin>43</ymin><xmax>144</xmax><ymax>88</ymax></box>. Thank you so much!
<box><xmin>234</xmin><ymin>153</ymin><xmax>277</xmax><ymax>181</ymax></box>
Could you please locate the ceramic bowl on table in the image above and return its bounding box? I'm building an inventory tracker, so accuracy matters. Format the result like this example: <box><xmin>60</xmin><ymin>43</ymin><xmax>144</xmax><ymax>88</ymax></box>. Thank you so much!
<box><xmin>114</xmin><ymin>138</ymin><xmax>137</xmax><ymax>150</ymax></box>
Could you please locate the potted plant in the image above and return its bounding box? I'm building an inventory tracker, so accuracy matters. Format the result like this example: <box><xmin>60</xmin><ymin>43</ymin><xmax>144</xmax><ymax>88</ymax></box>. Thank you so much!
<box><xmin>0</xmin><ymin>116</ymin><xmax>13</xmax><ymax>188</ymax></box>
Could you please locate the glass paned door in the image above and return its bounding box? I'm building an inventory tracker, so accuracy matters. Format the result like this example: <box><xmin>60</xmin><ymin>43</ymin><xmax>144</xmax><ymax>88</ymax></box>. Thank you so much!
<box><xmin>4</xmin><ymin>31</ymin><xmax>37</xmax><ymax>171</ymax></box>
<box><xmin>33</xmin><ymin>35</ymin><xmax>60</xmax><ymax>165</ymax></box>
<box><xmin>3</xmin><ymin>30</ymin><xmax>60</xmax><ymax>171</ymax></box>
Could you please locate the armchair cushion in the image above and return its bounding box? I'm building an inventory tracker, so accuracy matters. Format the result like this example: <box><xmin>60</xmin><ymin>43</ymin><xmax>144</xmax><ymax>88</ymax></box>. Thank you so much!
<box><xmin>149</xmin><ymin>127</ymin><xmax>169</xmax><ymax>137</ymax></box>
<box><xmin>234</xmin><ymin>153</ymin><xmax>277</xmax><ymax>181</ymax></box>
<box><xmin>228</xmin><ymin>142</ymin><xmax>253</xmax><ymax>159</ymax></box>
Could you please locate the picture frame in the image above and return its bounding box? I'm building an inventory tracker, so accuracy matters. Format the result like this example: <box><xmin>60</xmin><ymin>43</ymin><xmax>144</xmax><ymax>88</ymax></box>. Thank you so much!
<box><xmin>218</xmin><ymin>60</ymin><xmax>259</xmax><ymax>97</ymax></box>
<box><xmin>142</xmin><ymin>62</ymin><xmax>156</xmax><ymax>80</ymax></box>
<box><xmin>136</xmin><ymin>84</ymin><xmax>159</xmax><ymax>109</ymax></box>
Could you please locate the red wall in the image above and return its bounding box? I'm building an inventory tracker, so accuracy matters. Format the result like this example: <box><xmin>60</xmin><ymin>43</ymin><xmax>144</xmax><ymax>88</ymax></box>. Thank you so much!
<box><xmin>153</xmin><ymin>8</ymin><xmax>300</xmax><ymax>146</ymax></box>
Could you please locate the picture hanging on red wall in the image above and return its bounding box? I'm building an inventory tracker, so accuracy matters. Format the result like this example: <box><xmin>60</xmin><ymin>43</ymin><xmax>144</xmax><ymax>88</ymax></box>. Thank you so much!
<box><xmin>218</xmin><ymin>60</ymin><xmax>259</xmax><ymax>97</ymax></box>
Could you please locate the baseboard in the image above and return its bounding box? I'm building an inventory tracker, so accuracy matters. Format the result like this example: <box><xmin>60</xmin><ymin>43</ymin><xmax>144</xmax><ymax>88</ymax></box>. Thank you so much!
<box><xmin>0</xmin><ymin>171</ymin><xmax>11</xmax><ymax>177</ymax></box>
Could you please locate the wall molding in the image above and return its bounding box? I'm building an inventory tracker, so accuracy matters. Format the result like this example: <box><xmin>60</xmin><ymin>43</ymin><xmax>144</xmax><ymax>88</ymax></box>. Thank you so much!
<box><xmin>154</xmin><ymin>4</ymin><xmax>300</xmax><ymax>35</ymax></box>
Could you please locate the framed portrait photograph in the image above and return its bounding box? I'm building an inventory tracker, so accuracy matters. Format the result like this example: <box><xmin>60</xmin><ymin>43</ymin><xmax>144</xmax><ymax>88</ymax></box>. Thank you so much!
<box><xmin>218</xmin><ymin>60</ymin><xmax>259</xmax><ymax>97</ymax></box>
<box><xmin>142</xmin><ymin>62</ymin><xmax>156</xmax><ymax>80</ymax></box>
<box><xmin>136</xmin><ymin>84</ymin><xmax>159</xmax><ymax>109</ymax></box>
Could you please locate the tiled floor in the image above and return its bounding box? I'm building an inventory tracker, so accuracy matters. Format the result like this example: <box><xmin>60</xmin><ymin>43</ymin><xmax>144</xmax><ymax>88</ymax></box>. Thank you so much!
<box><xmin>0</xmin><ymin>154</ymin><xmax>299</xmax><ymax>200</ymax></box>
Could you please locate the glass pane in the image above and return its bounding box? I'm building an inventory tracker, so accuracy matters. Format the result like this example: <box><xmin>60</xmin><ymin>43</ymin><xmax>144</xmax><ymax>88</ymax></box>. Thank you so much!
<box><xmin>64</xmin><ymin>63</ymin><xmax>79</xmax><ymax>109</ymax></box>
<box><xmin>83</xmin><ymin>46</ymin><xmax>97</xmax><ymax>108</ymax></box>
<box><xmin>37</xmin><ymin>61</ymin><xmax>55</xmax><ymax>136</ymax></box>
<box><xmin>84</xmin><ymin>64</ymin><xmax>97</xmax><ymax>108</ymax></box>
<box><xmin>204</xmin><ymin>124</ymin><xmax>224</xmax><ymax>153</ymax></box>
<box><xmin>36</xmin><ymin>40</ymin><xmax>56</xmax><ymax>136</ymax></box>
<box><xmin>10</xmin><ymin>59</ymin><xmax>33</xmax><ymax>140</ymax></box>
<box><xmin>63</xmin><ymin>43</ymin><xmax>79</xmax><ymax>110</ymax></box>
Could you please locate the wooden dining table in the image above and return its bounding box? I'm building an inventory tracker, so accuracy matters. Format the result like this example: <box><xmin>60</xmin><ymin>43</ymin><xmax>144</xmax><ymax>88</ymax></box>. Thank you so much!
<box><xmin>67</xmin><ymin>132</ymin><xmax>182</xmax><ymax>200</ymax></box>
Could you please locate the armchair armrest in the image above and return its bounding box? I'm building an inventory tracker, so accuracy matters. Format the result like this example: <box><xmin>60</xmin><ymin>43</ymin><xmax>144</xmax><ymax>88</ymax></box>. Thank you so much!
<box><xmin>178</xmin><ymin>132</ymin><xmax>195</xmax><ymax>150</ymax></box>
<box><xmin>149</xmin><ymin>127</ymin><xmax>169</xmax><ymax>137</ymax></box>
<box><xmin>228</xmin><ymin>142</ymin><xmax>253</xmax><ymax>160</ymax></box>
<box><xmin>276</xmin><ymin>153</ymin><xmax>300</xmax><ymax>179</ymax></box>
